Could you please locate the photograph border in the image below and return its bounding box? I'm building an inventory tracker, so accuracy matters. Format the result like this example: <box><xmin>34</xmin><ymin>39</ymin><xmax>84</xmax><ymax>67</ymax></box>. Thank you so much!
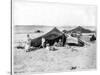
<box><xmin>11</xmin><ymin>0</ymin><xmax>97</xmax><ymax>75</ymax></box>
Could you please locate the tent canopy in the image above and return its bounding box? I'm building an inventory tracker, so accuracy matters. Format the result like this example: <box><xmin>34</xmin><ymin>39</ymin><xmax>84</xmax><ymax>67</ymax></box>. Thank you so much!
<box><xmin>68</xmin><ymin>26</ymin><xmax>93</xmax><ymax>33</ymax></box>
<box><xmin>30</xmin><ymin>27</ymin><xmax>66</xmax><ymax>47</ymax></box>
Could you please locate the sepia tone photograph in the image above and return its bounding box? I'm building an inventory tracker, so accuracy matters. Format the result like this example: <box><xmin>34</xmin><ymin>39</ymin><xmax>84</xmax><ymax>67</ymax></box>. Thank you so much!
<box><xmin>12</xmin><ymin>0</ymin><xmax>97</xmax><ymax>75</ymax></box>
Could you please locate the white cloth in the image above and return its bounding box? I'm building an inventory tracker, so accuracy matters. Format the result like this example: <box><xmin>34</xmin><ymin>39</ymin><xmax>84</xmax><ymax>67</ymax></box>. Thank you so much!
<box><xmin>46</xmin><ymin>46</ymin><xmax>50</xmax><ymax>50</ymax></box>
<box><xmin>67</xmin><ymin>35</ymin><xmax>78</xmax><ymax>43</ymax></box>
<box><xmin>42</xmin><ymin>38</ymin><xmax>45</xmax><ymax>42</ymax></box>
<box><xmin>25</xmin><ymin>43</ymin><xmax>29</xmax><ymax>50</ymax></box>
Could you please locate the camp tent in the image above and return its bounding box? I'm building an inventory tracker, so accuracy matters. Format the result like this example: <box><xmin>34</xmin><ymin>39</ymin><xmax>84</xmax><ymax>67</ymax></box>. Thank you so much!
<box><xmin>30</xmin><ymin>27</ymin><xmax>66</xmax><ymax>47</ymax></box>
<box><xmin>68</xmin><ymin>26</ymin><xmax>93</xmax><ymax>33</ymax></box>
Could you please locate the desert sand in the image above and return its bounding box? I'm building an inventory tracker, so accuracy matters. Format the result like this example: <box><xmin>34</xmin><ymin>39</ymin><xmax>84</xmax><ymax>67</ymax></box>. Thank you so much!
<box><xmin>13</xmin><ymin>42</ymin><xmax>96</xmax><ymax>75</ymax></box>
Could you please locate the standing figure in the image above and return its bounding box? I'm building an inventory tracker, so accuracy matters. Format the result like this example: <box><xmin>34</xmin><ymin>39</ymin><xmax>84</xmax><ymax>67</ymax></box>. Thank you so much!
<box><xmin>27</xmin><ymin>34</ymin><xmax>31</xmax><ymax>43</ymax></box>
<box><xmin>62</xmin><ymin>32</ymin><xmax>66</xmax><ymax>46</ymax></box>
<box><xmin>25</xmin><ymin>34</ymin><xmax>31</xmax><ymax>51</ymax></box>
<box><xmin>41</xmin><ymin>37</ymin><xmax>45</xmax><ymax>48</ymax></box>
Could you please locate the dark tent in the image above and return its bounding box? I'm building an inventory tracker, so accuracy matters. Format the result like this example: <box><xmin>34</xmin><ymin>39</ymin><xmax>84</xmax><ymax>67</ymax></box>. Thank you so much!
<box><xmin>30</xmin><ymin>27</ymin><xmax>66</xmax><ymax>47</ymax></box>
<box><xmin>68</xmin><ymin>26</ymin><xmax>93</xmax><ymax>33</ymax></box>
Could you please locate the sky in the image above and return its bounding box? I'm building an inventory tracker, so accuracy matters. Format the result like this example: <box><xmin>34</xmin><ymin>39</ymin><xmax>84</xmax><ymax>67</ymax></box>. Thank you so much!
<box><xmin>13</xmin><ymin>0</ymin><xmax>97</xmax><ymax>26</ymax></box>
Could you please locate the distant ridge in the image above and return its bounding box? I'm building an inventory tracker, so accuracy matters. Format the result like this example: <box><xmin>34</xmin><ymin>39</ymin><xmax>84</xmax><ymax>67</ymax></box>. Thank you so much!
<box><xmin>15</xmin><ymin>25</ymin><xmax>54</xmax><ymax>27</ymax></box>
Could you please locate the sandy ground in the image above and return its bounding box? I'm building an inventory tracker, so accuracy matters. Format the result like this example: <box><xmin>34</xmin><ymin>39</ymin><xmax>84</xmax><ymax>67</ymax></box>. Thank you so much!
<box><xmin>13</xmin><ymin>41</ymin><xmax>96</xmax><ymax>75</ymax></box>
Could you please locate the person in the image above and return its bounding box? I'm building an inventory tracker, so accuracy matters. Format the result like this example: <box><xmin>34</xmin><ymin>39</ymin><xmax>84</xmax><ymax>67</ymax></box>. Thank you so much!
<box><xmin>48</xmin><ymin>42</ymin><xmax>57</xmax><ymax>51</ymax></box>
<box><xmin>41</xmin><ymin>37</ymin><xmax>45</xmax><ymax>48</ymax></box>
<box><xmin>57</xmin><ymin>39</ymin><xmax>63</xmax><ymax>47</ymax></box>
<box><xmin>53</xmin><ymin>42</ymin><xmax>58</xmax><ymax>47</ymax></box>
<box><xmin>90</xmin><ymin>34</ymin><xmax>96</xmax><ymax>42</ymax></box>
<box><xmin>27</xmin><ymin>34</ymin><xmax>31</xmax><ymax>43</ymax></box>
<box><xmin>62</xmin><ymin>32</ymin><xmax>66</xmax><ymax>46</ymax></box>
<box><xmin>46</xmin><ymin>43</ymin><xmax>50</xmax><ymax>50</ymax></box>
<box><xmin>25</xmin><ymin>42</ymin><xmax>30</xmax><ymax>51</ymax></box>
<box><xmin>25</xmin><ymin>34</ymin><xmax>31</xmax><ymax>50</ymax></box>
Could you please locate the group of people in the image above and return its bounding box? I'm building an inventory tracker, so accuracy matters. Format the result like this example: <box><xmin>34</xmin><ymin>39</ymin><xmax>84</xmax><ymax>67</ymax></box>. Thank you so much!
<box><xmin>40</xmin><ymin>31</ymin><xmax>84</xmax><ymax>50</ymax></box>
<box><xmin>23</xmin><ymin>34</ymin><xmax>65</xmax><ymax>51</ymax></box>
<box><xmin>41</xmin><ymin>37</ymin><xmax>64</xmax><ymax>51</ymax></box>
